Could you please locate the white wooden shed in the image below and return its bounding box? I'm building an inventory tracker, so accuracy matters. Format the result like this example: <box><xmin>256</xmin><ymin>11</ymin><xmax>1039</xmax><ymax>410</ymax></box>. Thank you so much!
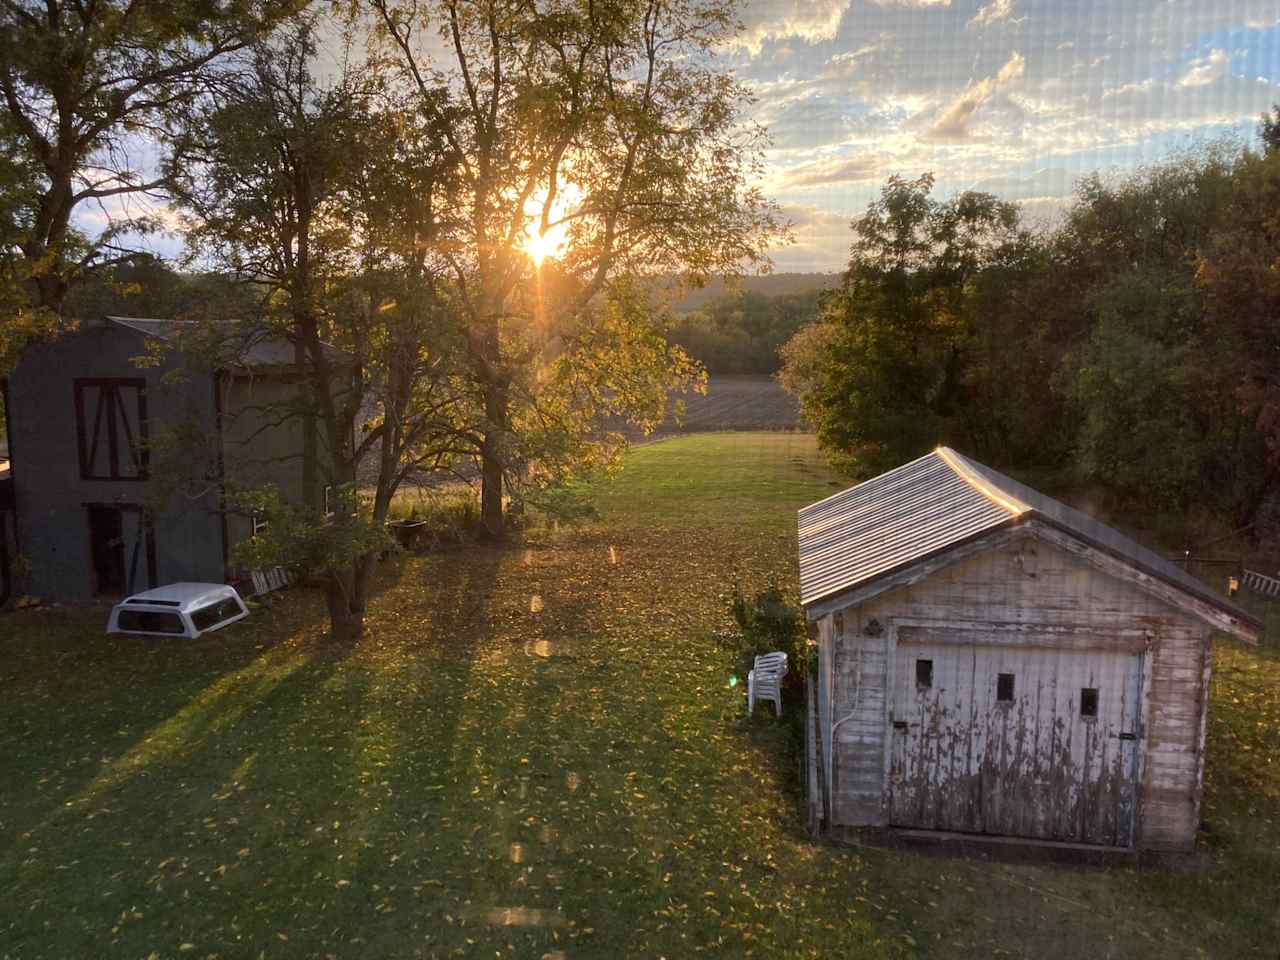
<box><xmin>800</xmin><ymin>448</ymin><xmax>1260</xmax><ymax>852</ymax></box>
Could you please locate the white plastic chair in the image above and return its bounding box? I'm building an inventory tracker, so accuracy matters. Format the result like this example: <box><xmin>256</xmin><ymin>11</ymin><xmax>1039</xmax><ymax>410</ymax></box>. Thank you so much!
<box><xmin>748</xmin><ymin>651</ymin><xmax>788</xmax><ymax>717</ymax></box>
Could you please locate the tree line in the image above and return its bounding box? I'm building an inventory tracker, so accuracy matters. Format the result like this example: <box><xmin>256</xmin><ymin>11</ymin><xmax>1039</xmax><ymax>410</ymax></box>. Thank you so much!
<box><xmin>666</xmin><ymin>289</ymin><xmax>823</xmax><ymax>375</ymax></box>
<box><xmin>0</xmin><ymin>0</ymin><xmax>783</xmax><ymax>641</ymax></box>
<box><xmin>781</xmin><ymin>124</ymin><xmax>1280</xmax><ymax>540</ymax></box>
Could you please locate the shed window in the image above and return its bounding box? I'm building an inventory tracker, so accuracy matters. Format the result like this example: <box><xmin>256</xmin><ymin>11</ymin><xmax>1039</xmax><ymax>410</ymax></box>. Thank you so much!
<box><xmin>997</xmin><ymin>673</ymin><xmax>1015</xmax><ymax>703</ymax></box>
<box><xmin>915</xmin><ymin>659</ymin><xmax>933</xmax><ymax>689</ymax></box>
<box><xmin>1080</xmin><ymin>687</ymin><xmax>1099</xmax><ymax>718</ymax></box>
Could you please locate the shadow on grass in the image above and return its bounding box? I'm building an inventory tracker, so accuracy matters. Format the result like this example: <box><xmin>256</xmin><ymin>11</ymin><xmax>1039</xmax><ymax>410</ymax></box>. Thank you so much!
<box><xmin>0</xmin><ymin>520</ymin><xmax>906</xmax><ymax>958</ymax></box>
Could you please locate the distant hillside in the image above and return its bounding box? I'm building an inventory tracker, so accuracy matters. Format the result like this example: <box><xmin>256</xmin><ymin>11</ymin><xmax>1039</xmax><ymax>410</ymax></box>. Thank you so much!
<box><xmin>657</xmin><ymin>272</ymin><xmax>839</xmax><ymax>314</ymax></box>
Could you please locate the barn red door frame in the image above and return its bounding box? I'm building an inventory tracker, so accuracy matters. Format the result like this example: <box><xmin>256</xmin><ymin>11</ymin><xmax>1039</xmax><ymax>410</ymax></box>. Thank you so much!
<box><xmin>74</xmin><ymin>378</ymin><xmax>149</xmax><ymax>481</ymax></box>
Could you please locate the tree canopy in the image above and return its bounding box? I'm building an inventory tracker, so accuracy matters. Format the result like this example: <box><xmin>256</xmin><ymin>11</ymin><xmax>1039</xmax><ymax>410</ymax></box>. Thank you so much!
<box><xmin>364</xmin><ymin>0</ymin><xmax>785</xmax><ymax>536</ymax></box>
<box><xmin>781</xmin><ymin>137</ymin><xmax>1280</xmax><ymax>537</ymax></box>
<box><xmin>0</xmin><ymin>0</ymin><xmax>301</xmax><ymax>367</ymax></box>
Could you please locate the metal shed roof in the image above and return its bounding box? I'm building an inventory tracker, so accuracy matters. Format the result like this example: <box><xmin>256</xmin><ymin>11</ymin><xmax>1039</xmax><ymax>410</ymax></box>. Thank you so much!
<box><xmin>797</xmin><ymin>447</ymin><xmax>1259</xmax><ymax>634</ymax></box>
<box><xmin>106</xmin><ymin>316</ymin><xmax>346</xmax><ymax>368</ymax></box>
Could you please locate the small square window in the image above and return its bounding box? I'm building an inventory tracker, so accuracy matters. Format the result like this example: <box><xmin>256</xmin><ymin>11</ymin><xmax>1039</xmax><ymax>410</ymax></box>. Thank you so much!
<box><xmin>251</xmin><ymin>513</ymin><xmax>268</xmax><ymax>536</ymax></box>
<box><xmin>1080</xmin><ymin>687</ymin><xmax>1099</xmax><ymax>718</ymax></box>
<box><xmin>997</xmin><ymin>673</ymin><xmax>1015</xmax><ymax>702</ymax></box>
<box><xmin>915</xmin><ymin>659</ymin><xmax>933</xmax><ymax>689</ymax></box>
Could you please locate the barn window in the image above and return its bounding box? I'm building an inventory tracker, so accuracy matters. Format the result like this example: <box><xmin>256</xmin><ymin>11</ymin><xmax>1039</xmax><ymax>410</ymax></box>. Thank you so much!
<box><xmin>74</xmin><ymin>378</ymin><xmax>148</xmax><ymax>480</ymax></box>
<box><xmin>915</xmin><ymin>659</ymin><xmax>933</xmax><ymax>689</ymax></box>
<box><xmin>997</xmin><ymin>673</ymin><xmax>1015</xmax><ymax>702</ymax></box>
<box><xmin>1080</xmin><ymin>687</ymin><xmax>1099</xmax><ymax>718</ymax></box>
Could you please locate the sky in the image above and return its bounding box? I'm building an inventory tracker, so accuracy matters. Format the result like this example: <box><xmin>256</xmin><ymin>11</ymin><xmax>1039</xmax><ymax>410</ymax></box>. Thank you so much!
<box><xmin>729</xmin><ymin>0</ymin><xmax>1280</xmax><ymax>271</ymax></box>
<box><xmin>93</xmin><ymin>0</ymin><xmax>1280</xmax><ymax>275</ymax></box>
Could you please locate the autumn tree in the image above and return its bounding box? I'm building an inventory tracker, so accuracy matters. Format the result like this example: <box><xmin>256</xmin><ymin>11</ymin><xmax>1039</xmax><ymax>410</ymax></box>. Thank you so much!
<box><xmin>1196</xmin><ymin>147</ymin><xmax>1280</xmax><ymax>526</ymax></box>
<box><xmin>1052</xmin><ymin>150</ymin><xmax>1262</xmax><ymax>516</ymax></box>
<box><xmin>172</xmin><ymin>23</ymin><xmax>468</xmax><ymax>642</ymax></box>
<box><xmin>0</xmin><ymin>0</ymin><xmax>302</xmax><ymax>370</ymax></box>
<box><xmin>364</xmin><ymin>0</ymin><xmax>784</xmax><ymax>538</ymax></box>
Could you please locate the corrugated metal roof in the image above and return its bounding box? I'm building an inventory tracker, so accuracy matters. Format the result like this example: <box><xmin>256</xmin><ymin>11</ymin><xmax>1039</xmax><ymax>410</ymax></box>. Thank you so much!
<box><xmin>106</xmin><ymin>316</ymin><xmax>345</xmax><ymax>368</ymax></box>
<box><xmin>797</xmin><ymin>447</ymin><xmax>1259</xmax><ymax>632</ymax></box>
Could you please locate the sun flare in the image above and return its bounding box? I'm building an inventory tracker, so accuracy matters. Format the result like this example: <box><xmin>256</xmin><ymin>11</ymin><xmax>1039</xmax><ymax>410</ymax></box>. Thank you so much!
<box><xmin>524</xmin><ymin>223</ymin><xmax>566</xmax><ymax>266</ymax></box>
<box><xmin>522</xmin><ymin>186</ymin><xmax>578</xmax><ymax>266</ymax></box>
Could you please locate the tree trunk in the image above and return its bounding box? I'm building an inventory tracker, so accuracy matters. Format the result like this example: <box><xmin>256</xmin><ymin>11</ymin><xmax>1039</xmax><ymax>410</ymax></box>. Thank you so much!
<box><xmin>480</xmin><ymin>414</ymin><xmax>506</xmax><ymax>539</ymax></box>
<box><xmin>325</xmin><ymin>572</ymin><xmax>364</xmax><ymax>646</ymax></box>
<box><xmin>478</xmin><ymin>309</ymin><xmax>509</xmax><ymax>540</ymax></box>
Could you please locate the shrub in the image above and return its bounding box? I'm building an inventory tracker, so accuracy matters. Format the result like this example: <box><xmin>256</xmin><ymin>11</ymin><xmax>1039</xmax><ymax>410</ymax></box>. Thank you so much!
<box><xmin>723</xmin><ymin>581</ymin><xmax>808</xmax><ymax>684</ymax></box>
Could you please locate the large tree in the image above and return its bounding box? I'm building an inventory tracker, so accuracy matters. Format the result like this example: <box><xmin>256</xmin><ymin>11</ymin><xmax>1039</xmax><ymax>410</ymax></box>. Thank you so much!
<box><xmin>172</xmin><ymin>24</ymin><xmax>468</xmax><ymax>642</ymax></box>
<box><xmin>0</xmin><ymin>0</ymin><xmax>301</xmax><ymax>366</ymax></box>
<box><xmin>1052</xmin><ymin>150</ymin><xmax>1262</xmax><ymax>518</ymax></box>
<box><xmin>1196</xmin><ymin>147</ymin><xmax>1280</xmax><ymax>528</ymax></box>
<box><xmin>779</xmin><ymin>174</ymin><xmax>1044</xmax><ymax>478</ymax></box>
<box><xmin>365</xmin><ymin>0</ymin><xmax>783</xmax><ymax>537</ymax></box>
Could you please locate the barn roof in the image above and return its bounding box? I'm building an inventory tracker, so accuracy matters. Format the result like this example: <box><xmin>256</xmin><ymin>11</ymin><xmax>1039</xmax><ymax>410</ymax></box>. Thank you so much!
<box><xmin>797</xmin><ymin>447</ymin><xmax>1260</xmax><ymax>637</ymax></box>
<box><xmin>105</xmin><ymin>316</ymin><xmax>346</xmax><ymax>368</ymax></box>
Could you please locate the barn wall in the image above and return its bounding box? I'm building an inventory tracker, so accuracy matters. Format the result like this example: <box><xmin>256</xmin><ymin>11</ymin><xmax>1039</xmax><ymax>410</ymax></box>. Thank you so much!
<box><xmin>8</xmin><ymin>325</ymin><xmax>224</xmax><ymax>600</ymax></box>
<box><xmin>819</xmin><ymin>530</ymin><xmax>1209</xmax><ymax>850</ymax></box>
<box><xmin>219</xmin><ymin>373</ymin><xmax>355</xmax><ymax>564</ymax></box>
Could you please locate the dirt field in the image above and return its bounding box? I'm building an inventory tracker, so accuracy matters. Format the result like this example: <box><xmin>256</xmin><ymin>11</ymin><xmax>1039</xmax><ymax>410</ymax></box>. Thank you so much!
<box><xmin>646</xmin><ymin>374</ymin><xmax>802</xmax><ymax>436</ymax></box>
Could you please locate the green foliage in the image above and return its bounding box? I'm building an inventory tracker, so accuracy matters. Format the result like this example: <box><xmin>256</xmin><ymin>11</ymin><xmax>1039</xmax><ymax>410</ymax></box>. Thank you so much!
<box><xmin>364</xmin><ymin>0</ymin><xmax>788</xmax><ymax>536</ymax></box>
<box><xmin>1052</xmin><ymin>148</ymin><xmax>1268</xmax><ymax>519</ymax></box>
<box><xmin>1196</xmin><ymin>148</ymin><xmax>1280</xmax><ymax>515</ymax></box>
<box><xmin>724</xmin><ymin>581</ymin><xmax>807</xmax><ymax>682</ymax></box>
<box><xmin>230</xmin><ymin>485</ymin><xmax>392</xmax><ymax>581</ymax></box>
<box><xmin>785</xmin><ymin>145</ymin><xmax>1280</xmax><ymax>532</ymax></box>
<box><xmin>779</xmin><ymin>174</ymin><xmax>1044</xmax><ymax>479</ymax></box>
<box><xmin>0</xmin><ymin>0</ymin><xmax>296</xmax><ymax>318</ymax></box>
<box><xmin>667</xmin><ymin>289</ymin><xmax>823</xmax><ymax>374</ymax></box>
<box><xmin>1261</xmin><ymin>103</ymin><xmax>1280</xmax><ymax>154</ymax></box>
<box><xmin>61</xmin><ymin>258</ymin><xmax>259</xmax><ymax>326</ymax></box>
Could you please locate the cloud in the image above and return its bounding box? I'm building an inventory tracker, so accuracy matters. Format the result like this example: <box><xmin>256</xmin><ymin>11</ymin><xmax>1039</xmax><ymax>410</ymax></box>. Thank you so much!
<box><xmin>1101</xmin><ymin>78</ymin><xmax>1156</xmax><ymax>100</ymax></box>
<box><xmin>736</xmin><ymin>0</ymin><xmax>851</xmax><ymax>52</ymax></box>
<box><xmin>771</xmin><ymin>204</ymin><xmax>854</xmax><ymax>271</ymax></box>
<box><xmin>1177</xmin><ymin>48</ymin><xmax>1230</xmax><ymax>88</ymax></box>
<box><xmin>967</xmin><ymin>0</ymin><xmax>1015</xmax><ymax>28</ymax></box>
<box><xmin>868</xmin><ymin>0</ymin><xmax>951</xmax><ymax>6</ymax></box>
<box><xmin>924</xmin><ymin>51</ymin><xmax>1025</xmax><ymax>141</ymax></box>
<box><xmin>781</xmin><ymin>154</ymin><xmax>885</xmax><ymax>188</ymax></box>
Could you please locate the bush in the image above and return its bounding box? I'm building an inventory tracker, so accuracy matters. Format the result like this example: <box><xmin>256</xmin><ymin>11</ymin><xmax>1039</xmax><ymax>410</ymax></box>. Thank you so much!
<box><xmin>723</xmin><ymin>581</ymin><xmax>807</xmax><ymax>684</ymax></box>
<box><xmin>386</xmin><ymin>488</ymin><xmax>482</xmax><ymax>548</ymax></box>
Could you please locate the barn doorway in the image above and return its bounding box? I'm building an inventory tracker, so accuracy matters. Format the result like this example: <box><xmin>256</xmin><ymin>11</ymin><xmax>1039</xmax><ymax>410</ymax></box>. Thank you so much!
<box><xmin>86</xmin><ymin>504</ymin><xmax>156</xmax><ymax>597</ymax></box>
<box><xmin>888</xmin><ymin>638</ymin><xmax>1143</xmax><ymax>846</ymax></box>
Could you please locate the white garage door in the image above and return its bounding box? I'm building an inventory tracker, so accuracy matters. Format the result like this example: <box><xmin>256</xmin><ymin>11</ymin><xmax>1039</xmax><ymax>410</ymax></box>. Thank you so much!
<box><xmin>888</xmin><ymin>636</ymin><xmax>1142</xmax><ymax>846</ymax></box>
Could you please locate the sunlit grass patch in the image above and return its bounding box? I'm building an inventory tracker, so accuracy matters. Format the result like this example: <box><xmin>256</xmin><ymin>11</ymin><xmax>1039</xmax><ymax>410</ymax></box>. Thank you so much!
<box><xmin>0</xmin><ymin>432</ymin><xmax>1277</xmax><ymax>958</ymax></box>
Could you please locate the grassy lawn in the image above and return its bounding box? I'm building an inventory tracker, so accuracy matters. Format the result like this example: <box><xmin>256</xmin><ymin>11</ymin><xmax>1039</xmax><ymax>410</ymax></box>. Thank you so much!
<box><xmin>1</xmin><ymin>432</ymin><xmax>1278</xmax><ymax>959</ymax></box>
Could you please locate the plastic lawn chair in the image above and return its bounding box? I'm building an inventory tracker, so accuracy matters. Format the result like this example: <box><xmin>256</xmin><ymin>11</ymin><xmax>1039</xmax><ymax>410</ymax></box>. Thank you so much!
<box><xmin>747</xmin><ymin>651</ymin><xmax>788</xmax><ymax>717</ymax></box>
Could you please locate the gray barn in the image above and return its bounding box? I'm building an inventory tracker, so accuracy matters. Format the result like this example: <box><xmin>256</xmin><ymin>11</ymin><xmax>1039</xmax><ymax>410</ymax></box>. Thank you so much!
<box><xmin>800</xmin><ymin>448</ymin><xmax>1259</xmax><ymax>852</ymax></box>
<box><xmin>5</xmin><ymin>316</ymin><xmax>341</xmax><ymax>601</ymax></box>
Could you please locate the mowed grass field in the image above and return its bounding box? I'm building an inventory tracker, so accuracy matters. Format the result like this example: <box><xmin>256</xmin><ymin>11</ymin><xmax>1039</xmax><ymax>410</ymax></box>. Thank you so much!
<box><xmin>1</xmin><ymin>432</ymin><xmax>1278</xmax><ymax>959</ymax></box>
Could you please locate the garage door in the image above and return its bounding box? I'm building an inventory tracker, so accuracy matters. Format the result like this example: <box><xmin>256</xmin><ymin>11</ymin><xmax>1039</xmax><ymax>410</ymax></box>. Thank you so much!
<box><xmin>887</xmin><ymin>636</ymin><xmax>1142</xmax><ymax>846</ymax></box>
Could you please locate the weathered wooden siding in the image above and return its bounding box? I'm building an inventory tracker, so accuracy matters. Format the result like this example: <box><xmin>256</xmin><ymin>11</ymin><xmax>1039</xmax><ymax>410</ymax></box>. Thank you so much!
<box><xmin>817</xmin><ymin>529</ymin><xmax>1210</xmax><ymax>850</ymax></box>
<box><xmin>1139</xmin><ymin>623</ymin><xmax>1210</xmax><ymax>849</ymax></box>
